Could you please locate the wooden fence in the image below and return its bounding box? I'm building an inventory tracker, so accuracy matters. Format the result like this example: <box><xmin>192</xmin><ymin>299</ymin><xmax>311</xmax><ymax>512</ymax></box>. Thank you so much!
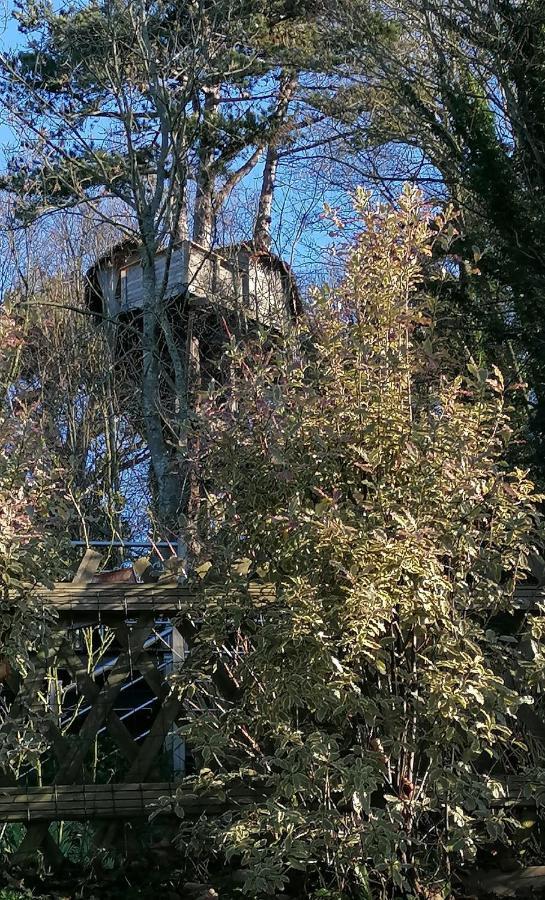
<box><xmin>0</xmin><ymin>552</ymin><xmax>193</xmax><ymax>865</ymax></box>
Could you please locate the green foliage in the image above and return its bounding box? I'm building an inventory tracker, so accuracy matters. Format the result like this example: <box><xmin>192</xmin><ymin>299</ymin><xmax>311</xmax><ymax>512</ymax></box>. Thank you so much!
<box><xmin>2</xmin><ymin>0</ymin><xmax>323</xmax><ymax>210</ymax></box>
<box><xmin>351</xmin><ymin>0</ymin><xmax>545</xmax><ymax>477</ymax></box>
<box><xmin>0</xmin><ymin>309</ymin><xmax>69</xmax><ymax>772</ymax></box>
<box><xmin>0</xmin><ymin>891</ymin><xmax>35</xmax><ymax>899</ymax></box>
<box><xmin>175</xmin><ymin>188</ymin><xmax>543</xmax><ymax>897</ymax></box>
<box><xmin>1</xmin><ymin>0</ymin><xmax>395</xmax><ymax>226</ymax></box>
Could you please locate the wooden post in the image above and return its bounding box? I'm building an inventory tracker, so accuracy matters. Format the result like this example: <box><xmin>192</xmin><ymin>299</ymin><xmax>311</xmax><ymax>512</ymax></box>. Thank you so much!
<box><xmin>164</xmin><ymin>625</ymin><xmax>186</xmax><ymax>774</ymax></box>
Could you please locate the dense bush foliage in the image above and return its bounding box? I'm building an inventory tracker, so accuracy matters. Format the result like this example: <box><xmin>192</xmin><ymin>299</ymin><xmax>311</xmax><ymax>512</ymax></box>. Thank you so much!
<box><xmin>176</xmin><ymin>188</ymin><xmax>543</xmax><ymax>898</ymax></box>
<box><xmin>0</xmin><ymin>310</ymin><xmax>67</xmax><ymax>772</ymax></box>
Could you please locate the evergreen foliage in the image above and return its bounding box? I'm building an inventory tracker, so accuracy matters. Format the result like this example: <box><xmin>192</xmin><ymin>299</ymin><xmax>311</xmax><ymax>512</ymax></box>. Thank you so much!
<box><xmin>341</xmin><ymin>0</ymin><xmax>545</xmax><ymax>474</ymax></box>
<box><xmin>175</xmin><ymin>189</ymin><xmax>543</xmax><ymax>897</ymax></box>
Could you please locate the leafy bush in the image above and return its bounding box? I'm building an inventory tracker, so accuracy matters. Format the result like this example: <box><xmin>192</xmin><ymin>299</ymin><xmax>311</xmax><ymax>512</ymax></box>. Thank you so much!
<box><xmin>0</xmin><ymin>310</ymin><xmax>68</xmax><ymax>773</ymax></box>
<box><xmin>0</xmin><ymin>891</ymin><xmax>34</xmax><ymax>899</ymax></box>
<box><xmin>176</xmin><ymin>188</ymin><xmax>543</xmax><ymax>897</ymax></box>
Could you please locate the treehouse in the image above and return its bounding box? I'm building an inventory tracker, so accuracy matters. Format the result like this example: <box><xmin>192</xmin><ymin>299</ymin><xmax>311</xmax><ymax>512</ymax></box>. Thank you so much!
<box><xmin>84</xmin><ymin>238</ymin><xmax>301</xmax><ymax>333</ymax></box>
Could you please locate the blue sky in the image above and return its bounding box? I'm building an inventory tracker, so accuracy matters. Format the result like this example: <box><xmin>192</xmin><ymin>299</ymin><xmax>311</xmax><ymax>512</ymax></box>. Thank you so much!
<box><xmin>1</xmin><ymin>3</ymin><xmax>20</xmax><ymax>47</ymax></box>
<box><xmin>0</xmin><ymin>5</ymin><xmax>23</xmax><ymax>152</ymax></box>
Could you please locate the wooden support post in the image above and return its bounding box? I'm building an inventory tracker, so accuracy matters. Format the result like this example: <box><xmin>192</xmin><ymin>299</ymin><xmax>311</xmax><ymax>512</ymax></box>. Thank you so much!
<box><xmin>164</xmin><ymin>625</ymin><xmax>186</xmax><ymax>775</ymax></box>
<box><xmin>13</xmin><ymin>614</ymin><xmax>157</xmax><ymax>864</ymax></box>
<box><xmin>72</xmin><ymin>549</ymin><xmax>103</xmax><ymax>584</ymax></box>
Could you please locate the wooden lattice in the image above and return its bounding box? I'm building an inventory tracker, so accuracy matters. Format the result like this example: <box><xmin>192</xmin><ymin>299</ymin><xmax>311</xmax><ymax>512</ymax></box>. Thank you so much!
<box><xmin>0</xmin><ymin>552</ymin><xmax>190</xmax><ymax>867</ymax></box>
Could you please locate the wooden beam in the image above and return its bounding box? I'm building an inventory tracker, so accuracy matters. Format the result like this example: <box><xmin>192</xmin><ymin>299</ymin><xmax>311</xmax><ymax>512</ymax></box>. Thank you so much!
<box><xmin>96</xmin><ymin>690</ymin><xmax>184</xmax><ymax>848</ymax></box>
<box><xmin>513</xmin><ymin>585</ymin><xmax>545</xmax><ymax>609</ymax></box>
<box><xmin>72</xmin><ymin>549</ymin><xmax>103</xmax><ymax>584</ymax></box>
<box><xmin>58</xmin><ymin>640</ymin><xmax>139</xmax><ymax>765</ymax></box>
<box><xmin>36</xmin><ymin>582</ymin><xmax>274</xmax><ymax>614</ymax></box>
<box><xmin>36</xmin><ymin>580</ymin><xmax>541</xmax><ymax>615</ymax></box>
<box><xmin>0</xmin><ymin>782</ymin><xmax>267</xmax><ymax>822</ymax></box>
<box><xmin>0</xmin><ymin>783</ymin><xmax>178</xmax><ymax>822</ymax></box>
<box><xmin>38</xmin><ymin>583</ymin><xmax>188</xmax><ymax>613</ymax></box>
<box><xmin>464</xmin><ymin>866</ymin><xmax>545</xmax><ymax>897</ymax></box>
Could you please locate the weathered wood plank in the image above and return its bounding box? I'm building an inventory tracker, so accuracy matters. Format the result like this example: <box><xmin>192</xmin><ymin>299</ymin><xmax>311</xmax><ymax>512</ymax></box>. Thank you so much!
<box><xmin>0</xmin><ymin>768</ymin><xmax>67</xmax><ymax>868</ymax></box>
<box><xmin>29</xmin><ymin>578</ymin><xmax>545</xmax><ymax>615</ymax></box>
<box><xmin>464</xmin><ymin>866</ymin><xmax>545</xmax><ymax>898</ymax></box>
<box><xmin>72</xmin><ymin>550</ymin><xmax>103</xmax><ymax>584</ymax></box>
<box><xmin>1</xmin><ymin>782</ymin><xmax>175</xmax><ymax>797</ymax></box>
<box><xmin>0</xmin><ymin>783</ymin><xmax>177</xmax><ymax>822</ymax></box>
<box><xmin>38</xmin><ymin>584</ymin><xmax>188</xmax><ymax>614</ymax></box>
<box><xmin>36</xmin><ymin>582</ymin><xmax>275</xmax><ymax>613</ymax></box>
<box><xmin>0</xmin><ymin>782</ymin><xmax>265</xmax><ymax>822</ymax></box>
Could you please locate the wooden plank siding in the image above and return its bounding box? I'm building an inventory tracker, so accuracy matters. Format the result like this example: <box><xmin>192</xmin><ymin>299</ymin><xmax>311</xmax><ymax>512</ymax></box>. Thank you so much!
<box><xmin>116</xmin><ymin>242</ymin><xmax>232</xmax><ymax>314</ymax></box>
<box><xmin>92</xmin><ymin>238</ymin><xmax>295</xmax><ymax>327</ymax></box>
<box><xmin>120</xmin><ymin>244</ymin><xmax>195</xmax><ymax>312</ymax></box>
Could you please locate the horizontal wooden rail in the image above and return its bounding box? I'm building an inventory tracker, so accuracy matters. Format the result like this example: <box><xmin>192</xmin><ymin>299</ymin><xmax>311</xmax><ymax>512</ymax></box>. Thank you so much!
<box><xmin>32</xmin><ymin>580</ymin><xmax>543</xmax><ymax>615</ymax></box>
<box><xmin>35</xmin><ymin>581</ymin><xmax>275</xmax><ymax>614</ymax></box>
<box><xmin>0</xmin><ymin>781</ymin><xmax>267</xmax><ymax>822</ymax></box>
<box><xmin>0</xmin><ymin>782</ymin><xmax>177</xmax><ymax>822</ymax></box>
<box><xmin>37</xmin><ymin>583</ymin><xmax>189</xmax><ymax>613</ymax></box>
<box><xmin>0</xmin><ymin>776</ymin><xmax>540</xmax><ymax>824</ymax></box>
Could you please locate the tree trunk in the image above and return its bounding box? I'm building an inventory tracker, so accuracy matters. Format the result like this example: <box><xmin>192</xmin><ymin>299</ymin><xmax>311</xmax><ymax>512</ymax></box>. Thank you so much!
<box><xmin>141</xmin><ymin>246</ymin><xmax>184</xmax><ymax>537</ymax></box>
<box><xmin>254</xmin><ymin>144</ymin><xmax>280</xmax><ymax>252</ymax></box>
<box><xmin>177</xmin><ymin>194</ymin><xmax>189</xmax><ymax>241</ymax></box>
<box><xmin>192</xmin><ymin>85</ymin><xmax>220</xmax><ymax>249</ymax></box>
<box><xmin>253</xmin><ymin>74</ymin><xmax>297</xmax><ymax>251</ymax></box>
